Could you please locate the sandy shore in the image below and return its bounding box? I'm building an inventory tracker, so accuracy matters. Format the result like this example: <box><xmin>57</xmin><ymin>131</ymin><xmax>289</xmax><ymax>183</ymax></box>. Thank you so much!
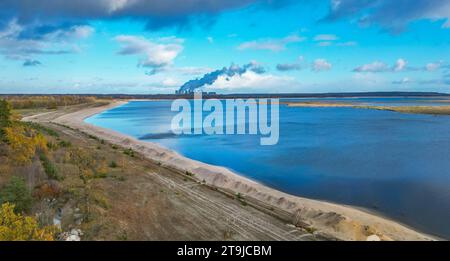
<box><xmin>23</xmin><ymin>100</ymin><xmax>437</xmax><ymax>241</ymax></box>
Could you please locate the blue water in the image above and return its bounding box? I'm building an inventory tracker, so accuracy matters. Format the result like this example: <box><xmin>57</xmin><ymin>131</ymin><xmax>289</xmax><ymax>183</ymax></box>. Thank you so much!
<box><xmin>86</xmin><ymin>98</ymin><xmax>450</xmax><ymax>239</ymax></box>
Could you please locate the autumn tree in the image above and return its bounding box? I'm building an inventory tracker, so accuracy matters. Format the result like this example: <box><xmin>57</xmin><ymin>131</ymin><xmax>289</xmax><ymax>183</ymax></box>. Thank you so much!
<box><xmin>0</xmin><ymin>99</ymin><xmax>12</xmax><ymax>140</ymax></box>
<box><xmin>0</xmin><ymin>203</ymin><xmax>57</xmax><ymax>240</ymax></box>
<box><xmin>4</xmin><ymin>126</ymin><xmax>37</xmax><ymax>165</ymax></box>
<box><xmin>3</xmin><ymin>124</ymin><xmax>48</xmax><ymax>165</ymax></box>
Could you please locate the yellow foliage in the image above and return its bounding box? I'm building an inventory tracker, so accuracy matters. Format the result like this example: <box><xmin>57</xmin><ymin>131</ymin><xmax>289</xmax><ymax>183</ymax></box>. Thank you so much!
<box><xmin>0</xmin><ymin>203</ymin><xmax>58</xmax><ymax>241</ymax></box>
<box><xmin>3</xmin><ymin>125</ymin><xmax>48</xmax><ymax>165</ymax></box>
<box><xmin>4</xmin><ymin>126</ymin><xmax>36</xmax><ymax>165</ymax></box>
<box><xmin>81</xmin><ymin>169</ymin><xmax>95</xmax><ymax>180</ymax></box>
<box><xmin>95</xmin><ymin>160</ymin><xmax>108</xmax><ymax>176</ymax></box>
<box><xmin>33</xmin><ymin>132</ymin><xmax>48</xmax><ymax>154</ymax></box>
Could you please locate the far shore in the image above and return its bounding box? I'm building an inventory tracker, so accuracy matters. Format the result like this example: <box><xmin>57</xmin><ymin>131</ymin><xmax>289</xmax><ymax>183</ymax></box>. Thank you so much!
<box><xmin>22</xmin><ymin>100</ymin><xmax>439</xmax><ymax>241</ymax></box>
<box><xmin>282</xmin><ymin>101</ymin><xmax>450</xmax><ymax>115</ymax></box>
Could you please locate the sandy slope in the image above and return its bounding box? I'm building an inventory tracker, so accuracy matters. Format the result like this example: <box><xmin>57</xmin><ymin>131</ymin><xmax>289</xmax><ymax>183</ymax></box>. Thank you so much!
<box><xmin>23</xmin><ymin>100</ymin><xmax>437</xmax><ymax>241</ymax></box>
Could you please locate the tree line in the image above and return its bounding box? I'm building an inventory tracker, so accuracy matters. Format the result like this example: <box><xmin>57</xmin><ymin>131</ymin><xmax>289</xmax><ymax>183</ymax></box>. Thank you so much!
<box><xmin>1</xmin><ymin>95</ymin><xmax>97</xmax><ymax>109</ymax></box>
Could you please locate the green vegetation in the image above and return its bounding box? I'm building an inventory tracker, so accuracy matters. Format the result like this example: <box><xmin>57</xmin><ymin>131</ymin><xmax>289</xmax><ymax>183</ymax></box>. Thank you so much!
<box><xmin>46</xmin><ymin>141</ymin><xmax>57</xmax><ymax>151</ymax></box>
<box><xmin>88</xmin><ymin>134</ymin><xmax>99</xmax><ymax>141</ymax></box>
<box><xmin>0</xmin><ymin>177</ymin><xmax>33</xmax><ymax>213</ymax></box>
<box><xmin>39</xmin><ymin>154</ymin><xmax>62</xmax><ymax>181</ymax></box>
<box><xmin>109</xmin><ymin>161</ymin><xmax>118</xmax><ymax>168</ymax></box>
<box><xmin>58</xmin><ymin>140</ymin><xmax>72</xmax><ymax>148</ymax></box>
<box><xmin>24</xmin><ymin>122</ymin><xmax>59</xmax><ymax>137</ymax></box>
<box><xmin>123</xmin><ymin>148</ymin><xmax>135</xmax><ymax>157</ymax></box>
<box><xmin>0</xmin><ymin>99</ymin><xmax>12</xmax><ymax>141</ymax></box>
<box><xmin>116</xmin><ymin>176</ymin><xmax>126</xmax><ymax>182</ymax></box>
<box><xmin>94</xmin><ymin>172</ymin><xmax>108</xmax><ymax>179</ymax></box>
<box><xmin>235</xmin><ymin>193</ymin><xmax>247</xmax><ymax>206</ymax></box>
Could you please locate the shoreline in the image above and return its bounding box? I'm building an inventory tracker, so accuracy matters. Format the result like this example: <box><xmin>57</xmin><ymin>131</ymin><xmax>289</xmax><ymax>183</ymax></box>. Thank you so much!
<box><xmin>23</xmin><ymin>100</ymin><xmax>438</xmax><ymax>241</ymax></box>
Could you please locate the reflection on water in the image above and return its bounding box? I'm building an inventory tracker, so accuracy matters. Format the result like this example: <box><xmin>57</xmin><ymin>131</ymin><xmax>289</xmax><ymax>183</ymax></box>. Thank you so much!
<box><xmin>86</xmin><ymin>98</ymin><xmax>450</xmax><ymax>239</ymax></box>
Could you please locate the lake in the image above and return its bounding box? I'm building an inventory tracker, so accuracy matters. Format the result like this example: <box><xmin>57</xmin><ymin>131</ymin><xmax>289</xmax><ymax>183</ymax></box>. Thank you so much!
<box><xmin>86</xmin><ymin>98</ymin><xmax>450</xmax><ymax>239</ymax></box>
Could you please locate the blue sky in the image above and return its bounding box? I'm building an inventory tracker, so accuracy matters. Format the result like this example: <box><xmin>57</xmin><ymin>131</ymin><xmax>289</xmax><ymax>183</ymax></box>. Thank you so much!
<box><xmin>0</xmin><ymin>0</ymin><xmax>450</xmax><ymax>94</ymax></box>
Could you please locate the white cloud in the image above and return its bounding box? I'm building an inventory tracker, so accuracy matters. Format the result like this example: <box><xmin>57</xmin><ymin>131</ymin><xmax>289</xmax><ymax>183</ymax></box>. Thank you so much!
<box><xmin>317</xmin><ymin>41</ymin><xmax>333</xmax><ymax>47</ymax></box>
<box><xmin>353</xmin><ymin>61</ymin><xmax>390</xmax><ymax>73</ymax></box>
<box><xmin>207</xmin><ymin>36</ymin><xmax>214</xmax><ymax>44</ymax></box>
<box><xmin>392</xmin><ymin>77</ymin><xmax>412</xmax><ymax>84</ymax></box>
<box><xmin>237</xmin><ymin>34</ymin><xmax>305</xmax><ymax>52</ymax></box>
<box><xmin>336</xmin><ymin>41</ymin><xmax>357</xmax><ymax>46</ymax></box>
<box><xmin>354</xmin><ymin>59</ymin><xmax>444</xmax><ymax>73</ymax></box>
<box><xmin>312</xmin><ymin>59</ymin><xmax>332</xmax><ymax>72</ymax></box>
<box><xmin>46</xmin><ymin>25</ymin><xmax>94</xmax><ymax>41</ymax></box>
<box><xmin>157</xmin><ymin>36</ymin><xmax>185</xmax><ymax>44</ymax></box>
<box><xmin>313</xmin><ymin>34</ymin><xmax>356</xmax><ymax>47</ymax></box>
<box><xmin>174</xmin><ymin>66</ymin><xmax>213</xmax><ymax>75</ymax></box>
<box><xmin>205</xmin><ymin>71</ymin><xmax>300</xmax><ymax>92</ymax></box>
<box><xmin>115</xmin><ymin>35</ymin><xmax>183</xmax><ymax>72</ymax></box>
<box><xmin>393</xmin><ymin>58</ymin><xmax>407</xmax><ymax>72</ymax></box>
<box><xmin>314</xmin><ymin>34</ymin><xmax>338</xmax><ymax>41</ymax></box>
<box><xmin>276</xmin><ymin>56</ymin><xmax>304</xmax><ymax>71</ymax></box>
<box><xmin>426</xmin><ymin>62</ymin><xmax>441</xmax><ymax>71</ymax></box>
<box><xmin>162</xmin><ymin>77</ymin><xmax>180</xmax><ymax>87</ymax></box>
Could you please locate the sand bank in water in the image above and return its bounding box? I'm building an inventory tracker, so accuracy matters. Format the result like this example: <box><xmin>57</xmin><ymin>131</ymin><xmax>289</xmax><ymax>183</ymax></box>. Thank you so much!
<box><xmin>283</xmin><ymin>101</ymin><xmax>450</xmax><ymax>115</ymax></box>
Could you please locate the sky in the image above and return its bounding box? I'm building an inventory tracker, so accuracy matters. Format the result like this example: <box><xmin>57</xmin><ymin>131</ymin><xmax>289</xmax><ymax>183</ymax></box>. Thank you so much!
<box><xmin>0</xmin><ymin>0</ymin><xmax>450</xmax><ymax>94</ymax></box>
